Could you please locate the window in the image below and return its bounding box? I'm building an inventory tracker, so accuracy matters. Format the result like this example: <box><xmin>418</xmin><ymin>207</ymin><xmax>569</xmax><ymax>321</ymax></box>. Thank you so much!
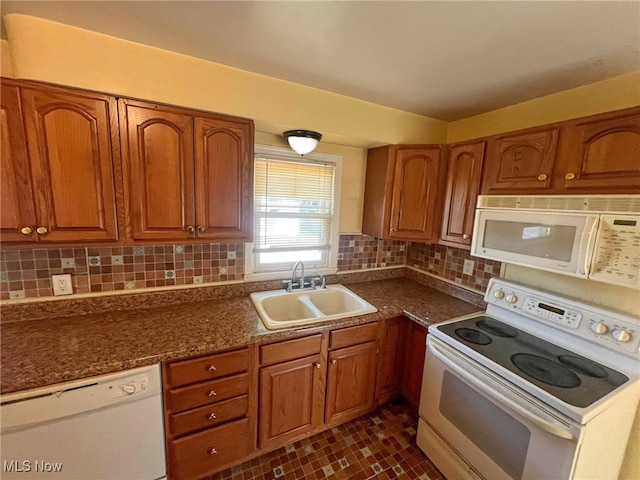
<box><xmin>244</xmin><ymin>145</ymin><xmax>342</xmax><ymax>280</ymax></box>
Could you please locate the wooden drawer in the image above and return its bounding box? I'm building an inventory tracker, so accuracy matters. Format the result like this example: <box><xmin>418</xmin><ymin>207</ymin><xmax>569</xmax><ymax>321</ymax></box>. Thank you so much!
<box><xmin>170</xmin><ymin>394</ymin><xmax>249</xmax><ymax>437</ymax></box>
<box><xmin>167</xmin><ymin>348</ymin><xmax>249</xmax><ymax>387</ymax></box>
<box><xmin>168</xmin><ymin>373</ymin><xmax>249</xmax><ymax>413</ymax></box>
<box><xmin>330</xmin><ymin>322</ymin><xmax>378</xmax><ymax>350</ymax></box>
<box><xmin>171</xmin><ymin>417</ymin><xmax>252</xmax><ymax>480</ymax></box>
<box><xmin>260</xmin><ymin>334</ymin><xmax>322</xmax><ymax>366</ymax></box>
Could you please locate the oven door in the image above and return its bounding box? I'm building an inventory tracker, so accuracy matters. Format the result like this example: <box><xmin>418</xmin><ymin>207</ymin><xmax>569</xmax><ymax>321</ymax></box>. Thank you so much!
<box><xmin>418</xmin><ymin>336</ymin><xmax>584</xmax><ymax>480</ymax></box>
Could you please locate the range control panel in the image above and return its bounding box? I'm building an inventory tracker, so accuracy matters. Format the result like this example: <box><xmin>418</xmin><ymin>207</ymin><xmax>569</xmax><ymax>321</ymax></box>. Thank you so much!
<box><xmin>486</xmin><ymin>279</ymin><xmax>640</xmax><ymax>354</ymax></box>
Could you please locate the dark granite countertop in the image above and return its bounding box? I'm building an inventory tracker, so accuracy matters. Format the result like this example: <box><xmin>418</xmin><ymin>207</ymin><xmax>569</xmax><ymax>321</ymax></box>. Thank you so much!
<box><xmin>0</xmin><ymin>277</ymin><xmax>482</xmax><ymax>394</ymax></box>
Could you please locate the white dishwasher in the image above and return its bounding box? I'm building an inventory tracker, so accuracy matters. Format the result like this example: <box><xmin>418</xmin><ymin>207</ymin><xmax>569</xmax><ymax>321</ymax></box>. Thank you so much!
<box><xmin>0</xmin><ymin>364</ymin><xmax>166</xmax><ymax>480</ymax></box>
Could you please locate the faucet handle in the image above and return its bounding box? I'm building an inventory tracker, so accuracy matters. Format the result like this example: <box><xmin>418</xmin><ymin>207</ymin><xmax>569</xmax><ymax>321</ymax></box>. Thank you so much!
<box><xmin>282</xmin><ymin>279</ymin><xmax>294</xmax><ymax>292</ymax></box>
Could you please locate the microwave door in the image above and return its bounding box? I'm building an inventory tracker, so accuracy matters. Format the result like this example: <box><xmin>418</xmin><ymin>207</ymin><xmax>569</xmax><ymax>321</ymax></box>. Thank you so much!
<box><xmin>471</xmin><ymin>211</ymin><xmax>594</xmax><ymax>277</ymax></box>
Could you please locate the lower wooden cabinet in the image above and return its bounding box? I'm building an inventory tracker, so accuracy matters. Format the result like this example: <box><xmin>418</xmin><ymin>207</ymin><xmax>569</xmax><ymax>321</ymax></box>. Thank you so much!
<box><xmin>163</xmin><ymin>347</ymin><xmax>256</xmax><ymax>480</ymax></box>
<box><xmin>402</xmin><ymin>320</ymin><xmax>429</xmax><ymax>407</ymax></box>
<box><xmin>375</xmin><ymin>316</ymin><xmax>405</xmax><ymax>404</ymax></box>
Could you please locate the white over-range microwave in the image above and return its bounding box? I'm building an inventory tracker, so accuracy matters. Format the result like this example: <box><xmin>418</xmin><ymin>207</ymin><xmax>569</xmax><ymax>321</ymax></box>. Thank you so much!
<box><xmin>471</xmin><ymin>195</ymin><xmax>640</xmax><ymax>289</ymax></box>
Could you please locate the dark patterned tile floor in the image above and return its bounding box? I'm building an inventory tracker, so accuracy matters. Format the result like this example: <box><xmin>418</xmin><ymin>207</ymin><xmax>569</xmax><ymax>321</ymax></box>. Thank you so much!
<box><xmin>207</xmin><ymin>400</ymin><xmax>445</xmax><ymax>480</ymax></box>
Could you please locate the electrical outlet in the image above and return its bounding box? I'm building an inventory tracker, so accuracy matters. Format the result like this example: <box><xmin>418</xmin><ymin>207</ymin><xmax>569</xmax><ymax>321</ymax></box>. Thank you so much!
<box><xmin>52</xmin><ymin>274</ymin><xmax>73</xmax><ymax>296</ymax></box>
<box><xmin>463</xmin><ymin>259</ymin><xmax>475</xmax><ymax>276</ymax></box>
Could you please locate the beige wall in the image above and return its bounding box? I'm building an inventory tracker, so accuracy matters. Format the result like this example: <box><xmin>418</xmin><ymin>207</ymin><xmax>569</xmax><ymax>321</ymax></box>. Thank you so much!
<box><xmin>447</xmin><ymin>71</ymin><xmax>640</xmax><ymax>143</ymax></box>
<box><xmin>1</xmin><ymin>39</ymin><xmax>14</xmax><ymax>77</ymax></box>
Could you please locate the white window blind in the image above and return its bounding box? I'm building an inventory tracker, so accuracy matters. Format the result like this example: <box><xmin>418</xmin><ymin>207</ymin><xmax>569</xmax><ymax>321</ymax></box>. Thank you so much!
<box><xmin>253</xmin><ymin>156</ymin><xmax>336</xmax><ymax>268</ymax></box>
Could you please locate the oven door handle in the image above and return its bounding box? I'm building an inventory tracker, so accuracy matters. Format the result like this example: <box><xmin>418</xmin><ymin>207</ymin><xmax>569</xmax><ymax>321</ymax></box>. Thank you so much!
<box><xmin>429</xmin><ymin>340</ymin><xmax>578</xmax><ymax>441</ymax></box>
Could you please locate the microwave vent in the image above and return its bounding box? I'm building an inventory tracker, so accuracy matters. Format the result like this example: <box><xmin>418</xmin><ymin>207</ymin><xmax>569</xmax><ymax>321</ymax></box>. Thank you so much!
<box><xmin>477</xmin><ymin>195</ymin><xmax>640</xmax><ymax>214</ymax></box>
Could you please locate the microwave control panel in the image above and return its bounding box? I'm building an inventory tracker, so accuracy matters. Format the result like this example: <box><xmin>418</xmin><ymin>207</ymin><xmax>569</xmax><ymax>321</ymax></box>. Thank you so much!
<box><xmin>590</xmin><ymin>215</ymin><xmax>640</xmax><ymax>289</ymax></box>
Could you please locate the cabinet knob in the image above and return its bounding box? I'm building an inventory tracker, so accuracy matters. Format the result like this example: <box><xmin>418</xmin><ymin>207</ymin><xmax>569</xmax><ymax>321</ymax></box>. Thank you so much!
<box><xmin>462</xmin><ymin>234</ymin><xmax>470</xmax><ymax>240</ymax></box>
<box><xmin>198</xmin><ymin>225</ymin><xmax>205</xmax><ymax>232</ymax></box>
<box><xmin>331</xmin><ymin>358</ymin><xmax>337</xmax><ymax>365</ymax></box>
<box><xmin>565</xmin><ymin>172</ymin><xmax>575</xmax><ymax>180</ymax></box>
<box><xmin>186</xmin><ymin>226</ymin><xmax>195</xmax><ymax>234</ymax></box>
<box><xmin>537</xmin><ymin>174</ymin><xmax>547</xmax><ymax>181</ymax></box>
<box><xmin>36</xmin><ymin>226</ymin><xmax>48</xmax><ymax>235</ymax></box>
<box><xmin>208</xmin><ymin>413</ymin><xmax>217</xmax><ymax>420</ymax></box>
<box><xmin>314</xmin><ymin>362</ymin><xmax>321</xmax><ymax>369</ymax></box>
<box><xmin>208</xmin><ymin>390</ymin><xmax>217</xmax><ymax>397</ymax></box>
<box><xmin>208</xmin><ymin>448</ymin><xmax>218</xmax><ymax>455</ymax></box>
<box><xmin>208</xmin><ymin>365</ymin><xmax>216</xmax><ymax>371</ymax></box>
<box><xmin>20</xmin><ymin>227</ymin><xmax>33</xmax><ymax>235</ymax></box>
<box><xmin>391</xmin><ymin>228</ymin><xmax>397</xmax><ymax>232</ymax></box>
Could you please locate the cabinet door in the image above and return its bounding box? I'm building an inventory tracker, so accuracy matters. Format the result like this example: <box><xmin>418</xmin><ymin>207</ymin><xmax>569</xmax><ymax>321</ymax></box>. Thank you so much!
<box><xmin>559</xmin><ymin>110</ymin><xmax>640</xmax><ymax>192</ymax></box>
<box><xmin>21</xmin><ymin>86</ymin><xmax>119</xmax><ymax>242</ymax></box>
<box><xmin>259</xmin><ymin>354</ymin><xmax>323</xmax><ymax>450</ymax></box>
<box><xmin>0</xmin><ymin>82</ymin><xmax>37</xmax><ymax>242</ymax></box>
<box><xmin>389</xmin><ymin>147</ymin><xmax>442</xmax><ymax>241</ymax></box>
<box><xmin>375</xmin><ymin>317</ymin><xmax>404</xmax><ymax>404</ymax></box>
<box><xmin>120</xmin><ymin>100</ymin><xmax>195</xmax><ymax>241</ymax></box>
<box><xmin>440</xmin><ymin>142</ymin><xmax>485</xmax><ymax>248</ymax></box>
<box><xmin>326</xmin><ymin>341</ymin><xmax>377</xmax><ymax>426</ymax></box>
<box><xmin>482</xmin><ymin>128</ymin><xmax>558</xmax><ymax>194</ymax></box>
<box><xmin>194</xmin><ymin>115</ymin><xmax>253</xmax><ymax>241</ymax></box>
<box><xmin>402</xmin><ymin>321</ymin><xmax>428</xmax><ymax>407</ymax></box>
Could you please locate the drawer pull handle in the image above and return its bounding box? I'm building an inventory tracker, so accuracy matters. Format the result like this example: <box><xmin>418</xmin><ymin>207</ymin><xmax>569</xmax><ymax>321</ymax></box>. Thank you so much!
<box><xmin>331</xmin><ymin>359</ymin><xmax>337</xmax><ymax>365</ymax></box>
<box><xmin>208</xmin><ymin>365</ymin><xmax>217</xmax><ymax>371</ymax></box>
<box><xmin>537</xmin><ymin>174</ymin><xmax>547</xmax><ymax>181</ymax></box>
<box><xmin>208</xmin><ymin>448</ymin><xmax>218</xmax><ymax>455</ymax></box>
<box><xmin>314</xmin><ymin>362</ymin><xmax>321</xmax><ymax>369</ymax></box>
<box><xmin>208</xmin><ymin>413</ymin><xmax>217</xmax><ymax>420</ymax></box>
<box><xmin>208</xmin><ymin>390</ymin><xmax>217</xmax><ymax>397</ymax></box>
<box><xmin>565</xmin><ymin>172</ymin><xmax>575</xmax><ymax>180</ymax></box>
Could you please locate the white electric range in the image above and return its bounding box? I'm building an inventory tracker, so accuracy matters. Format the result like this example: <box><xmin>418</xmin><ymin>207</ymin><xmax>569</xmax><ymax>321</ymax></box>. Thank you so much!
<box><xmin>417</xmin><ymin>278</ymin><xmax>640</xmax><ymax>480</ymax></box>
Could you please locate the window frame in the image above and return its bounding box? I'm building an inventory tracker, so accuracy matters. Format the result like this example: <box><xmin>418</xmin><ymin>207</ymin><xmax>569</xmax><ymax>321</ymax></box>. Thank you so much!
<box><xmin>244</xmin><ymin>144</ymin><xmax>343</xmax><ymax>281</ymax></box>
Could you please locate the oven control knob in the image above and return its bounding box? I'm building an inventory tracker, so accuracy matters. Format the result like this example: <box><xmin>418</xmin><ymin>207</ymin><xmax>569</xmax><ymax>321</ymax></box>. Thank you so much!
<box><xmin>493</xmin><ymin>290</ymin><xmax>505</xmax><ymax>299</ymax></box>
<box><xmin>506</xmin><ymin>294</ymin><xmax>518</xmax><ymax>304</ymax></box>
<box><xmin>590</xmin><ymin>322</ymin><xmax>609</xmax><ymax>335</ymax></box>
<box><xmin>612</xmin><ymin>329</ymin><xmax>632</xmax><ymax>343</ymax></box>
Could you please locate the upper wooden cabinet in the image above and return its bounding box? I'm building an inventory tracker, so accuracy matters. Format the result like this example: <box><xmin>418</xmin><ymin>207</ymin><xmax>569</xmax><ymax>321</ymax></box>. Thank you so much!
<box><xmin>440</xmin><ymin>141</ymin><xmax>485</xmax><ymax>248</ymax></box>
<box><xmin>558</xmin><ymin>109</ymin><xmax>640</xmax><ymax>192</ymax></box>
<box><xmin>0</xmin><ymin>80</ymin><xmax>120</xmax><ymax>244</ymax></box>
<box><xmin>481</xmin><ymin>128</ymin><xmax>558</xmax><ymax>194</ymax></box>
<box><xmin>119</xmin><ymin>99</ymin><xmax>253</xmax><ymax>243</ymax></box>
<box><xmin>481</xmin><ymin>107</ymin><xmax>640</xmax><ymax>195</ymax></box>
<box><xmin>362</xmin><ymin>145</ymin><xmax>445</xmax><ymax>242</ymax></box>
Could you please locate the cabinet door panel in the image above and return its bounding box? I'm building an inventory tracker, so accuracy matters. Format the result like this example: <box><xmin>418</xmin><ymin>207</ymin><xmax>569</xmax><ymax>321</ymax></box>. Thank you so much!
<box><xmin>21</xmin><ymin>87</ymin><xmax>119</xmax><ymax>242</ymax></box>
<box><xmin>0</xmin><ymin>83</ymin><xmax>37</xmax><ymax>242</ymax></box>
<box><xmin>561</xmin><ymin>111</ymin><xmax>640</xmax><ymax>191</ymax></box>
<box><xmin>402</xmin><ymin>322</ymin><xmax>428</xmax><ymax>407</ymax></box>
<box><xmin>195</xmin><ymin>116</ymin><xmax>253</xmax><ymax>241</ymax></box>
<box><xmin>259</xmin><ymin>354</ymin><xmax>323</xmax><ymax>449</ymax></box>
<box><xmin>441</xmin><ymin>142</ymin><xmax>485</xmax><ymax>248</ymax></box>
<box><xmin>326</xmin><ymin>341</ymin><xmax>377</xmax><ymax>426</ymax></box>
<box><xmin>483</xmin><ymin>129</ymin><xmax>558</xmax><ymax>193</ymax></box>
<box><xmin>121</xmin><ymin>101</ymin><xmax>195</xmax><ymax>241</ymax></box>
<box><xmin>390</xmin><ymin>147</ymin><xmax>442</xmax><ymax>241</ymax></box>
<box><xmin>375</xmin><ymin>317</ymin><xmax>404</xmax><ymax>404</ymax></box>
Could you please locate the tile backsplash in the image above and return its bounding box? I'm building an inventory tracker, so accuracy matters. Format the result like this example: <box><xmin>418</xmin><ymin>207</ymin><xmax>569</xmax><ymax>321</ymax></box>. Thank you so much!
<box><xmin>406</xmin><ymin>243</ymin><xmax>501</xmax><ymax>292</ymax></box>
<box><xmin>0</xmin><ymin>236</ymin><xmax>498</xmax><ymax>300</ymax></box>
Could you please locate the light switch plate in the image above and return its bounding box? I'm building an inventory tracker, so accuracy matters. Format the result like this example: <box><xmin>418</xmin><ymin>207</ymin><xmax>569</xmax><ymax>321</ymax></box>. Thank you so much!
<box><xmin>463</xmin><ymin>259</ymin><xmax>475</xmax><ymax>276</ymax></box>
<box><xmin>52</xmin><ymin>274</ymin><xmax>73</xmax><ymax>296</ymax></box>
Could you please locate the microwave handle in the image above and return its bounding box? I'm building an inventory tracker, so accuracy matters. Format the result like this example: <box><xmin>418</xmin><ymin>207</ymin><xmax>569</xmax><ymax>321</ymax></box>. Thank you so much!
<box><xmin>578</xmin><ymin>216</ymin><xmax>600</xmax><ymax>276</ymax></box>
<box><xmin>429</xmin><ymin>339</ymin><xmax>577</xmax><ymax>441</ymax></box>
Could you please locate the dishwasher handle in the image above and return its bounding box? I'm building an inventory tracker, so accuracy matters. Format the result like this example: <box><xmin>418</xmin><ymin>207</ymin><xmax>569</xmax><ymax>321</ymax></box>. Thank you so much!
<box><xmin>429</xmin><ymin>338</ymin><xmax>579</xmax><ymax>441</ymax></box>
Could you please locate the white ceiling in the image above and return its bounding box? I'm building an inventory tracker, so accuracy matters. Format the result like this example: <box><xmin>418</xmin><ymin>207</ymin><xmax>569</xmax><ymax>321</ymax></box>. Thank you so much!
<box><xmin>2</xmin><ymin>1</ymin><xmax>639</xmax><ymax>121</ymax></box>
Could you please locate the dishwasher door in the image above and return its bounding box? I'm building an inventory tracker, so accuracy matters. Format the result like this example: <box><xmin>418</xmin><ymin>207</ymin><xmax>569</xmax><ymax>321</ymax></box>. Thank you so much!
<box><xmin>0</xmin><ymin>364</ymin><xmax>166</xmax><ymax>480</ymax></box>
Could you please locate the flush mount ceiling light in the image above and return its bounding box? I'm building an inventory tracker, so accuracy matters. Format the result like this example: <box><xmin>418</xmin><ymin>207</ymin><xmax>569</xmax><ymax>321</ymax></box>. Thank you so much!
<box><xmin>283</xmin><ymin>130</ymin><xmax>322</xmax><ymax>156</ymax></box>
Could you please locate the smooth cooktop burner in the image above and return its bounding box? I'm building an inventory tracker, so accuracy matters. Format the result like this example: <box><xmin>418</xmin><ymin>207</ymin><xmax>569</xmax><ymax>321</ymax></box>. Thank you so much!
<box><xmin>437</xmin><ymin>316</ymin><xmax>629</xmax><ymax>408</ymax></box>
